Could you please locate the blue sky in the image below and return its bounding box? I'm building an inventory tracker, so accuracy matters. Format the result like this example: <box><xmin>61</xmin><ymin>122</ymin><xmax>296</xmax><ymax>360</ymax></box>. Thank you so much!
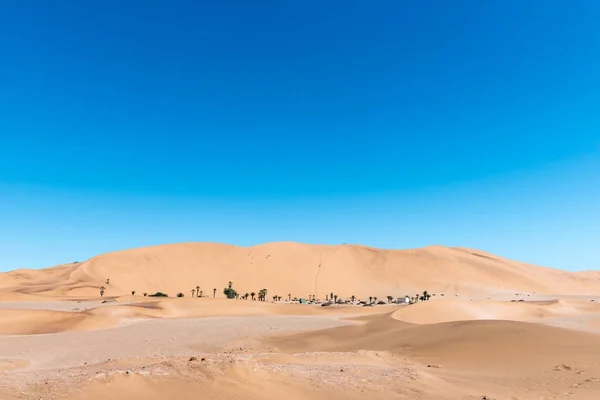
<box><xmin>1</xmin><ymin>1</ymin><xmax>599</xmax><ymax>272</ymax></box>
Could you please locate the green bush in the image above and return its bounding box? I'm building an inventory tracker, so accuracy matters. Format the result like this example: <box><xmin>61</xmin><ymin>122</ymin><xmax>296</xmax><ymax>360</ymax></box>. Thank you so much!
<box><xmin>223</xmin><ymin>287</ymin><xmax>238</xmax><ymax>299</ymax></box>
<box><xmin>177</xmin><ymin>292</ymin><xmax>184</xmax><ymax>298</ymax></box>
<box><xmin>149</xmin><ymin>292</ymin><xmax>169</xmax><ymax>297</ymax></box>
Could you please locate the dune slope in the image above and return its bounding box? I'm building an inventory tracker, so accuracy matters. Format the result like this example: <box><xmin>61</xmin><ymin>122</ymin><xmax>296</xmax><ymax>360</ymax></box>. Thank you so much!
<box><xmin>267</xmin><ymin>311</ymin><xmax>600</xmax><ymax>370</ymax></box>
<box><xmin>1</xmin><ymin>242</ymin><xmax>600</xmax><ymax>300</ymax></box>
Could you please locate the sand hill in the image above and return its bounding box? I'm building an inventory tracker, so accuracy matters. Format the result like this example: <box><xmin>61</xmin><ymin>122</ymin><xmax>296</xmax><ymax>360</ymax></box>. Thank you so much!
<box><xmin>1</xmin><ymin>242</ymin><xmax>599</xmax><ymax>301</ymax></box>
<box><xmin>2</xmin><ymin>242</ymin><xmax>600</xmax><ymax>399</ymax></box>
<box><xmin>0</xmin><ymin>242</ymin><xmax>597</xmax><ymax>300</ymax></box>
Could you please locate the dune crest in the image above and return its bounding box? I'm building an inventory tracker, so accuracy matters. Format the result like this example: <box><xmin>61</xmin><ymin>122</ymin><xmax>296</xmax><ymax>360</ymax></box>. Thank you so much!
<box><xmin>1</xmin><ymin>242</ymin><xmax>599</xmax><ymax>301</ymax></box>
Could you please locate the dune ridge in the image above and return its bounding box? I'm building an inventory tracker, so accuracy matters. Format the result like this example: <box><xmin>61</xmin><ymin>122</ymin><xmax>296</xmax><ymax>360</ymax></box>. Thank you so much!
<box><xmin>1</xmin><ymin>242</ymin><xmax>599</xmax><ymax>301</ymax></box>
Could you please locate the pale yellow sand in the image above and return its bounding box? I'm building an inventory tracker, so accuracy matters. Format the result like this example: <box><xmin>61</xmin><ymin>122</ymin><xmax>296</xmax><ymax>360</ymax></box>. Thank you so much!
<box><xmin>1</xmin><ymin>242</ymin><xmax>600</xmax><ymax>399</ymax></box>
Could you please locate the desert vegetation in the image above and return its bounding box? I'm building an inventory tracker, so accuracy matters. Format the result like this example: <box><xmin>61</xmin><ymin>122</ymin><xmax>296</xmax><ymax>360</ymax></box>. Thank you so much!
<box><xmin>97</xmin><ymin>276</ymin><xmax>430</xmax><ymax>308</ymax></box>
<box><xmin>223</xmin><ymin>281</ymin><xmax>238</xmax><ymax>299</ymax></box>
<box><xmin>149</xmin><ymin>292</ymin><xmax>169</xmax><ymax>297</ymax></box>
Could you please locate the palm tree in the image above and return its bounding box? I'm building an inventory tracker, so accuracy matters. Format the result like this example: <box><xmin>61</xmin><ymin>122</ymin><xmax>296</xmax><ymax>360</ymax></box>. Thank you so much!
<box><xmin>200</xmin><ymin>290</ymin><xmax>203</xmax><ymax>298</ymax></box>
<box><xmin>131</xmin><ymin>290</ymin><xmax>136</xmax><ymax>296</ymax></box>
<box><xmin>369</xmin><ymin>296</ymin><xmax>372</xmax><ymax>303</ymax></box>
<box><xmin>228</xmin><ymin>281</ymin><xmax>233</xmax><ymax>289</ymax></box>
<box><xmin>100</xmin><ymin>286</ymin><xmax>105</xmax><ymax>297</ymax></box>
<box><xmin>333</xmin><ymin>294</ymin><xmax>338</xmax><ymax>303</ymax></box>
<box><xmin>351</xmin><ymin>295</ymin><xmax>356</xmax><ymax>303</ymax></box>
<box><xmin>196</xmin><ymin>286</ymin><xmax>200</xmax><ymax>297</ymax></box>
<box><xmin>191</xmin><ymin>289</ymin><xmax>195</xmax><ymax>297</ymax></box>
<box><xmin>288</xmin><ymin>293</ymin><xmax>291</xmax><ymax>302</ymax></box>
<box><xmin>213</xmin><ymin>288</ymin><xmax>216</xmax><ymax>298</ymax></box>
<box><xmin>387</xmin><ymin>295</ymin><xmax>393</xmax><ymax>303</ymax></box>
<box><xmin>277</xmin><ymin>296</ymin><xmax>282</xmax><ymax>302</ymax></box>
<box><xmin>423</xmin><ymin>290</ymin><xmax>430</xmax><ymax>301</ymax></box>
<box><xmin>105</xmin><ymin>278</ymin><xmax>110</xmax><ymax>285</ymax></box>
<box><xmin>374</xmin><ymin>296</ymin><xmax>378</xmax><ymax>303</ymax></box>
<box><xmin>330</xmin><ymin>292</ymin><xmax>334</xmax><ymax>302</ymax></box>
<box><xmin>259</xmin><ymin>288</ymin><xmax>267</xmax><ymax>301</ymax></box>
<box><xmin>251</xmin><ymin>292</ymin><xmax>256</xmax><ymax>301</ymax></box>
<box><xmin>272</xmin><ymin>295</ymin><xmax>277</xmax><ymax>302</ymax></box>
<box><xmin>325</xmin><ymin>294</ymin><xmax>329</xmax><ymax>301</ymax></box>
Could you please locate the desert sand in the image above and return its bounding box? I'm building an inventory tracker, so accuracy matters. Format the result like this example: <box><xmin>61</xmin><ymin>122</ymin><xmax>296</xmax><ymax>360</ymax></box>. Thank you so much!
<box><xmin>1</xmin><ymin>242</ymin><xmax>600</xmax><ymax>399</ymax></box>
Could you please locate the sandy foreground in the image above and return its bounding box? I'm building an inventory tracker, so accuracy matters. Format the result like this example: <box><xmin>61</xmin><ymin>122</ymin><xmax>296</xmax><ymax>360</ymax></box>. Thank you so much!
<box><xmin>2</xmin><ymin>242</ymin><xmax>600</xmax><ymax>399</ymax></box>
<box><xmin>1</xmin><ymin>297</ymin><xmax>600</xmax><ymax>400</ymax></box>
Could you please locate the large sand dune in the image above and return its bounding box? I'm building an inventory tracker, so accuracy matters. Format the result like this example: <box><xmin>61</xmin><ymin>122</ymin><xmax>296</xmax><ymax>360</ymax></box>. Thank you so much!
<box><xmin>1</xmin><ymin>242</ymin><xmax>599</xmax><ymax>301</ymax></box>
<box><xmin>2</xmin><ymin>242</ymin><xmax>600</xmax><ymax>399</ymax></box>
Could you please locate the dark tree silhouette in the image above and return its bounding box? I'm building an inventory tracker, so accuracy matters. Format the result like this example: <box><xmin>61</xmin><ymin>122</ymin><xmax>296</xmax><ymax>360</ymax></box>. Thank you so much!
<box><xmin>258</xmin><ymin>288</ymin><xmax>267</xmax><ymax>301</ymax></box>
<box><xmin>223</xmin><ymin>282</ymin><xmax>238</xmax><ymax>299</ymax></box>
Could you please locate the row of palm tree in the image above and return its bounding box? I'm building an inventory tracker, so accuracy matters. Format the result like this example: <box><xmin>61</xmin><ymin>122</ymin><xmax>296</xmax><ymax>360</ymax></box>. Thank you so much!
<box><xmin>188</xmin><ymin>286</ymin><xmax>218</xmax><ymax>298</ymax></box>
<box><xmin>101</xmin><ymin>280</ymin><xmax>430</xmax><ymax>304</ymax></box>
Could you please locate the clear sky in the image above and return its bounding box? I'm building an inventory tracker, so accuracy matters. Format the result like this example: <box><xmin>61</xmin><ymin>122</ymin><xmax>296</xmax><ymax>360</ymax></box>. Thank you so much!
<box><xmin>1</xmin><ymin>1</ymin><xmax>599</xmax><ymax>272</ymax></box>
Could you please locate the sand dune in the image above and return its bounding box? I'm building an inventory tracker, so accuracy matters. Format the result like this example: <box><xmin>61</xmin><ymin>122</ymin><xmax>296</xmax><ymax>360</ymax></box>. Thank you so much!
<box><xmin>64</xmin><ymin>364</ymin><xmax>378</xmax><ymax>400</ymax></box>
<box><xmin>389</xmin><ymin>297</ymin><xmax>600</xmax><ymax>324</ymax></box>
<box><xmin>0</xmin><ymin>298</ymin><xmax>391</xmax><ymax>336</ymax></box>
<box><xmin>2</xmin><ymin>242</ymin><xmax>600</xmax><ymax>399</ymax></box>
<box><xmin>1</xmin><ymin>242</ymin><xmax>600</xmax><ymax>303</ymax></box>
<box><xmin>271</xmin><ymin>313</ymin><xmax>600</xmax><ymax>366</ymax></box>
<box><xmin>0</xmin><ymin>309</ymin><xmax>117</xmax><ymax>335</ymax></box>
